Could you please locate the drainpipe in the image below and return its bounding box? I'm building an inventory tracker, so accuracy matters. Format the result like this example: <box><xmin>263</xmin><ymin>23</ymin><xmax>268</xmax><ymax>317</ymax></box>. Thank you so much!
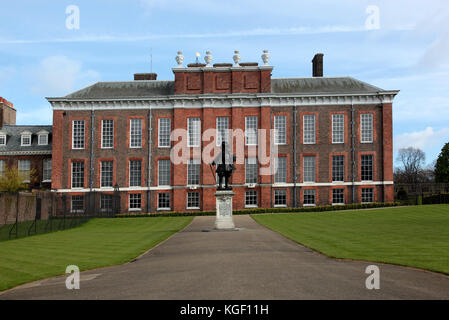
<box><xmin>270</xmin><ymin>107</ymin><xmax>273</xmax><ymax>208</ymax></box>
<box><xmin>89</xmin><ymin>109</ymin><xmax>95</xmax><ymax>193</ymax></box>
<box><xmin>351</xmin><ymin>101</ymin><xmax>355</xmax><ymax>203</ymax></box>
<box><xmin>377</xmin><ymin>92</ymin><xmax>385</xmax><ymax>203</ymax></box>
<box><xmin>293</xmin><ymin>103</ymin><xmax>298</xmax><ymax>207</ymax></box>
<box><xmin>147</xmin><ymin>106</ymin><xmax>152</xmax><ymax>213</ymax></box>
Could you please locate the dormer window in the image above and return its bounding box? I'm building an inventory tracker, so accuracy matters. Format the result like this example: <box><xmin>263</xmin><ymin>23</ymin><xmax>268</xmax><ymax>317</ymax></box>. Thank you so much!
<box><xmin>21</xmin><ymin>131</ymin><xmax>32</xmax><ymax>146</ymax></box>
<box><xmin>37</xmin><ymin>130</ymin><xmax>49</xmax><ymax>146</ymax></box>
<box><xmin>0</xmin><ymin>134</ymin><xmax>6</xmax><ymax>146</ymax></box>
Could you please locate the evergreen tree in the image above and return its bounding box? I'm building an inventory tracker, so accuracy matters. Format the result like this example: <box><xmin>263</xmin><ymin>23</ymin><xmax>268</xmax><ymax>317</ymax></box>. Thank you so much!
<box><xmin>434</xmin><ymin>142</ymin><xmax>449</xmax><ymax>183</ymax></box>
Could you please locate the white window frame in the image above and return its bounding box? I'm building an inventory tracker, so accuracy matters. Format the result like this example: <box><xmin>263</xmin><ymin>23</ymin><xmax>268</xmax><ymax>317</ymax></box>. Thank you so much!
<box><xmin>303</xmin><ymin>156</ymin><xmax>316</xmax><ymax>183</ymax></box>
<box><xmin>101</xmin><ymin>119</ymin><xmax>114</xmax><ymax>149</ymax></box>
<box><xmin>245</xmin><ymin>190</ymin><xmax>258</xmax><ymax>208</ymax></box>
<box><xmin>332</xmin><ymin>155</ymin><xmax>345</xmax><ymax>182</ymax></box>
<box><xmin>186</xmin><ymin>192</ymin><xmax>200</xmax><ymax>209</ymax></box>
<box><xmin>216</xmin><ymin>117</ymin><xmax>229</xmax><ymax>146</ymax></box>
<box><xmin>72</xmin><ymin>120</ymin><xmax>85</xmax><ymax>150</ymax></box>
<box><xmin>0</xmin><ymin>134</ymin><xmax>5</xmax><ymax>146</ymax></box>
<box><xmin>360</xmin><ymin>113</ymin><xmax>373</xmax><ymax>143</ymax></box>
<box><xmin>245</xmin><ymin>157</ymin><xmax>258</xmax><ymax>184</ymax></box>
<box><xmin>303</xmin><ymin>115</ymin><xmax>316</xmax><ymax>144</ymax></box>
<box><xmin>0</xmin><ymin>159</ymin><xmax>6</xmax><ymax>177</ymax></box>
<box><xmin>42</xmin><ymin>159</ymin><xmax>52</xmax><ymax>182</ymax></box>
<box><xmin>21</xmin><ymin>134</ymin><xmax>31</xmax><ymax>146</ymax></box>
<box><xmin>303</xmin><ymin>189</ymin><xmax>316</xmax><ymax>206</ymax></box>
<box><xmin>158</xmin><ymin>159</ymin><xmax>171</xmax><ymax>186</ymax></box>
<box><xmin>274</xmin><ymin>157</ymin><xmax>287</xmax><ymax>184</ymax></box>
<box><xmin>18</xmin><ymin>159</ymin><xmax>31</xmax><ymax>183</ymax></box>
<box><xmin>274</xmin><ymin>189</ymin><xmax>287</xmax><ymax>207</ymax></box>
<box><xmin>332</xmin><ymin>114</ymin><xmax>345</xmax><ymax>144</ymax></box>
<box><xmin>245</xmin><ymin>116</ymin><xmax>258</xmax><ymax>146</ymax></box>
<box><xmin>100</xmin><ymin>161</ymin><xmax>114</xmax><ymax>188</ymax></box>
<box><xmin>71</xmin><ymin>161</ymin><xmax>84</xmax><ymax>189</ymax></box>
<box><xmin>130</xmin><ymin>118</ymin><xmax>143</xmax><ymax>148</ymax></box>
<box><xmin>187</xmin><ymin>118</ymin><xmax>201</xmax><ymax>147</ymax></box>
<box><xmin>332</xmin><ymin>188</ymin><xmax>345</xmax><ymax>205</ymax></box>
<box><xmin>129</xmin><ymin>160</ymin><xmax>142</xmax><ymax>187</ymax></box>
<box><xmin>157</xmin><ymin>193</ymin><xmax>171</xmax><ymax>210</ymax></box>
<box><xmin>187</xmin><ymin>159</ymin><xmax>200</xmax><ymax>186</ymax></box>
<box><xmin>361</xmin><ymin>188</ymin><xmax>374</xmax><ymax>203</ymax></box>
<box><xmin>129</xmin><ymin>193</ymin><xmax>142</xmax><ymax>211</ymax></box>
<box><xmin>274</xmin><ymin>115</ymin><xmax>287</xmax><ymax>145</ymax></box>
<box><xmin>158</xmin><ymin>118</ymin><xmax>171</xmax><ymax>148</ymax></box>
<box><xmin>71</xmin><ymin>195</ymin><xmax>84</xmax><ymax>213</ymax></box>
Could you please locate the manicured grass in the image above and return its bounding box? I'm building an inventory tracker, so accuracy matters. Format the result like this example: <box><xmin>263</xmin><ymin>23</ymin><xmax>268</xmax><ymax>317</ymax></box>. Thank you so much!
<box><xmin>0</xmin><ymin>217</ymin><xmax>192</xmax><ymax>291</ymax></box>
<box><xmin>252</xmin><ymin>205</ymin><xmax>449</xmax><ymax>274</ymax></box>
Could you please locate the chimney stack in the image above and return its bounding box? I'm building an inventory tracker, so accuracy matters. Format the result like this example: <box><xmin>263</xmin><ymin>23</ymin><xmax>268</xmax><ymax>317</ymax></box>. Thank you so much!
<box><xmin>312</xmin><ymin>53</ymin><xmax>324</xmax><ymax>77</ymax></box>
<box><xmin>134</xmin><ymin>73</ymin><xmax>157</xmax><ymax>81</ymax></box>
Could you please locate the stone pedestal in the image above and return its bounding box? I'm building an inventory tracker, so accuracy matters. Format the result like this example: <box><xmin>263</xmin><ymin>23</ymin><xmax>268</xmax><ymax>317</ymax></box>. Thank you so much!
<box><xmin>214</xmin><ymin>190</ymin><xmax>235</xmax><ymax>230</ymax></box>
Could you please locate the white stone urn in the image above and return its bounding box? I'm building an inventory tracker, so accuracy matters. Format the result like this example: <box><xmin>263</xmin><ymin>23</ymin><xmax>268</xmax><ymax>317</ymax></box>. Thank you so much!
<box><xmin>204</xmin><ymin>51</ymin><xmax>213</xmax><ymax>67</ymax></box>
<box><xmin>261</xmin><ymin>49</ymin><xmax>270</xmax><ymax>66</ymax></box>
<box><xmin>233</xmin><ymin>50</ymin><xmax>241</xmax><ymax>67</ymax></box>
<box><xmin>176</xmin><ymin>51</ymin><xmax>184</xmax><ymax>67</ymax></box>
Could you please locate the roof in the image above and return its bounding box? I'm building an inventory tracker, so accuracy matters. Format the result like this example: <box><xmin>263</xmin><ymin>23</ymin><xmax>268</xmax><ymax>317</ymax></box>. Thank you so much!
<box><xmin>0</xmin><ymin>125</ymin><xmax>52</xmax><ymax>155</ymax></box>
<box><xmin>270</xmin><ymin>77</ymin><xmax>383</xmax><ymax>94</ymax></box>
<box><xmin>54</xmin><ymin>76</ymin><xmax>387</xmax><ymax>100</ymax></box>
<box><xmin>64</xmin><ymin>81</ymin><xmax>175</xmax><ymax>99</ymax></box>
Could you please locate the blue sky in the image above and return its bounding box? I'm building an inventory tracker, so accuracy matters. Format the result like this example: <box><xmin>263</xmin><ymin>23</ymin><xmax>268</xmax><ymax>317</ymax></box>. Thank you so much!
<box><xmin>0</xmin><ymin>0</ymin><xmax>448</xmax><ymax>167</ymax></box>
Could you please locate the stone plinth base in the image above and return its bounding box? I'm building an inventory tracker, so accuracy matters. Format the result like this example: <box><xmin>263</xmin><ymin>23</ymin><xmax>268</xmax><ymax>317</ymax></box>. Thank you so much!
<box><xmin>214</xmin><ymin>190</ymin><xmax>235</xmax><ymax>230</ymax></box>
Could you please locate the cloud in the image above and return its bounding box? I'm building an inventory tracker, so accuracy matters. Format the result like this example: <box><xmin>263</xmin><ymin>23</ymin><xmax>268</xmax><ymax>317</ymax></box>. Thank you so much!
<box><xmin>395</xmin><ymin>127</ymin><xmax>449</xmax><ymax>152</ymax></box>
<box><xmin>30</xmin><ymin>56</ymin><xmax>100</xmax><ymax>96</ymax></box>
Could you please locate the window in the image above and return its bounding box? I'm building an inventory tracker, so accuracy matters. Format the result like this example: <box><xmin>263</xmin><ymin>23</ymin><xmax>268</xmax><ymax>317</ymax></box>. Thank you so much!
<box><xmin>303</xmin><ymin>115</ymin><xmax>316</xmax><ymax>144</ymax></box>
<box><xmin>100</xmin><ymin>194</ymin><xmax>113</xmax><ymax>211</ymax></box>
<box><xmin>43</xmin><ymin>159</ymin><xmax>52</xmax><ymax>182</ymax></box>
<box><xmin>158</xmin><ymin>159</ymin><xmax>171</xmax><ymax>186</ymax></box>
<box><xmin>129</xmin><ymin>193</ymin><xmax>142</xmax><ymax>210</ymax></box>
<box><xmin>332</xmin><ymin>155</ymin><xmax>345</xmax><ymax>182</ymax></box>
<box><xmin>303</xmin><ymin>189</ymin><xmax>316</xmax><ymax>206</ymax></box>
<box><xmin>361</xmin><ymin>155</ymin><xmax>374</xmax><ymax>181</ymax></box>
<box><xmin>188</xmin><ymin>118</ymin><xmax>201</xmax><ymax>147</ymax></box>
<box><xmin>245</xmin><ymin>158</ymin><xmax>257</xmax><ymax>184</ymax></box>
<box><xmin>21</xmin><ymin>134</ymin><xmax>31</xmax><ymax>146</ymax></box>
<box><xmin>100</xmin><ymin>161</ymin><xmax>113</xmax><ymax>187</ymax></box>
<box><xmin>0</xmin><ymin>160</ymin><xmax>5</xmax><ymax>177</ymax></box>
<box><xmin>275</xmin><ymin>157</ymin><xmax>287</xmax><ymax>184</ymax></box>
<box><xmin>216</xmin><ymin>117</ymin><xmax>229</xmax><ymax>146</ymax></box>
<box><xmin>18</xmin><ymin>159</ymin><xmax>31</xmax><ymax>182</ymax></box>
<box><xmin>71</xmin><ymin>195</ymin><xmax>84</xmax><ymax>213</ymax></box>
<box><xmin>72</xmin><ymin>120</ymin><xmax>85</xmax><ymax>149</ymax></box>
<box><xmin>187</xmin><ymin>192</ymin><xmax>200</xmax><ymax>209</ymax></box>
<box><xmin>303</xmin><ymin>156</ymin><xmax>316</xmax><ymax>182</ymax></box>
<box><xmin>38</xmin><ymin>134</ymin><xmax>48</xmax><ymax>146</ymax></box>
<box><xmin>158</xmin><ymin>193</ymin><xmax>171</xmax><ymax>209</ymax></box>
<box><xmin>187</xmin><ymin>159</ymin><xmax>200</xmax><ymax>185</ymax></box>
<box><xmin>72</xmin><ymin>161</ymin><xmax>85</xmax><ymax>189</ymax></box>
<box><xmin>101</xmin><ymin>120</ymin><xmax>114</xmax><ymax>148</ymax></box>
<box><xmin>130</xmin><ymin>118</ymin><xmax>143</xmax><ymax>148</ymax></box>
<box><xmin>129</xmin><ymin>160</ymin><xmax>142</xmax><ymax>187</ymax></box>
<box><xmin>245</xmin><ymin>190</ymin><xmax>258</xmax><ymax>207</ymax></box>
<box><xmin>361</xmin><ymin>114</ymin><xmax>373</xmax><ymax>143</ymax></box>
<box><xmin>158</xmin><ymin>118</ymin><xmax>171</xmax><ymax>147</ymax></box>
<box><xmin>274</xmin><ymin>115</ymin><xmax>287</xmax><ymax>145</ymax></box>
<box><xmin>332</xmin><ymin>114</ymin><xmax>344</xmax><ymax>143</ymax></box>
<box><xmin>332</xmin><ymin>189</ymin><xmax>345</xmax><ymax>205</ymax></box>
<box><xmin>245</xmin><ymin>116</ymin><xmax>258</xmax><ymax>145</ymax></box>
<box><xmin>274</xmin><ymin>190</ymin><xmax>287</xmax><ymax>206</ymax></box>
<box><xmin>0</xmin><ymin>134</ymin><xmax>6</xmax><ymax>146</ymax></box>
<box><xmin>362</xmin><ymin>188</ymin><xmax>374</xmax><ymax>203</ymax></box>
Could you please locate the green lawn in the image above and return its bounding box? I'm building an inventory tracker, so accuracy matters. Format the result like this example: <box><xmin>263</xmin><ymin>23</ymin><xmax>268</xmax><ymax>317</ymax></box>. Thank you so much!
<box><xmin>252</xmin><ymin>205</ymin><xmax>449</xmax><ymax>274</ymax></box>
<box><xmin>0</xmin><ymin>217</ymin><xmax>192</xmax><ymax>291</ymax></box>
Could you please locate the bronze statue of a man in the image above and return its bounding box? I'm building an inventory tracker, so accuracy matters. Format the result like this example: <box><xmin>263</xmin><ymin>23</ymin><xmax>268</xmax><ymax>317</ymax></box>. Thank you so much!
<box><xmin>212</xmin><ymin>141</ymin><xmax>236</xmax><ymax>190</ymax></box>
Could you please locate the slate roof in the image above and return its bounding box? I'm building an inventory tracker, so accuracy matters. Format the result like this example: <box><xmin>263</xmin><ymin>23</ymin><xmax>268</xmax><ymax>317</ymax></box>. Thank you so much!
<box><xmin>55</xmin><ymin>77</ymin><xmax>386</xmax><ymax>100</ymax></box>
<box><xmin>0</xmin><ymin>125</ymin><xmax>52</xmax><ymax>155</ymax></box>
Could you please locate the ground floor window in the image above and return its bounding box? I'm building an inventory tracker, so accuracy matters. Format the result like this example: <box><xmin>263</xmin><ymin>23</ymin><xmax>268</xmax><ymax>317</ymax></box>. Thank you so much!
<box><xmin>187</xmin><ymin>192</ymin><xmax>200</xmax><ymax>209</ymax></box>
<box><xmin>158</xmin><ymin>193</ymin><xmax>171</xmax><ymax>209</ymax></box>
<box><xmin>129</xmin><ymin>193</ymin><xmax>142</xmax><ymax>211</ymax></box>
<box><xmin>245</xmin><ymin>190</ymin><xmax>258</xmax><ymax>207</ymax></box>
<box><xmin>361</xmin><ymin>188</ymin><xmax>374</xmax><ymax>203</ymax></box>
<box><xmin>100</xmin><ymin>194</ymin><xmax>113</xmax><ymax>211</ymax></box>
<box><xmin>332</xmin><ymin>188</ymin><xmax>345</xmax><ymax>205</ymax></box>
<box><xmin>303</xmin><ymin>189</ymin><xmax>316</xmax><ymax>206</ymax></box>
<box><xmin>71</xmin><ymin>195</ymin><xmax>84</xmax><ymax>213</ymax></box>
<box><xmin>274</xmin><ymin>190</ymin><xmax>287</xmax><ymax>206</ymax></box>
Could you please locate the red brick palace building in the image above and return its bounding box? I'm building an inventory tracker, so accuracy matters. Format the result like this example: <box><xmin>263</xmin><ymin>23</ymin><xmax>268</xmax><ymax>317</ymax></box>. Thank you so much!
<box><xmin>47</xmin><ymin>51</ymin><xmax>398</xmax><ymax>213</ymax></box>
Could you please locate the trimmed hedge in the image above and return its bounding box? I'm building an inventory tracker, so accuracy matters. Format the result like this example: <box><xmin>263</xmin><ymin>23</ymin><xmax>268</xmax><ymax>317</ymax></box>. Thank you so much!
<box><xmin>116</xmin><ymin>202</ymin><xmax>401</xmax><ymax>218</ymax></box>
<box><xmin>423</xmin><ymin>193</ymin><xmax>449</xmax><ymax>205</ymax></box>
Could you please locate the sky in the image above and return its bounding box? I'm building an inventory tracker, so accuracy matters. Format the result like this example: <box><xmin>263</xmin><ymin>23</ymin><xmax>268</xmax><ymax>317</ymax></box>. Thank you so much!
<box><xmin>0</xmin><ymin>0</ymin><xmax>448</xmax><ymax>167</ymax></box>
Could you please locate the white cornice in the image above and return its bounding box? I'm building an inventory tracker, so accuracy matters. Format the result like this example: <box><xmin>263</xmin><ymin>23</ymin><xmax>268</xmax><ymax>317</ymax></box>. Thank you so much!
<box><xmin>48</xmin><ymin>91</ymin><xmax>398</xmax><ymax>111</ymax></box>
<box><xmin>0</xmin><ymin>150</ymin><xmax>52</xmax><ymax>156</ymax></box>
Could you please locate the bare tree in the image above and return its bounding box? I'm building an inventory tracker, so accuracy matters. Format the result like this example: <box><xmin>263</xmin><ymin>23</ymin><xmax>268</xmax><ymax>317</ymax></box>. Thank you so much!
<box><xmin>395</xmin><ymin>147</ymin><xmax>426</xmax><ymax>184</ymax></box>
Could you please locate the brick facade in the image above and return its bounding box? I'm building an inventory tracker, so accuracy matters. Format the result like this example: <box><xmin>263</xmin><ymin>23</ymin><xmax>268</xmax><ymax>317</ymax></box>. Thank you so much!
<box><xmin>48</xmin><ymin>54</ymin><xmax>398</xmax><ymax>213</ymax></box>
